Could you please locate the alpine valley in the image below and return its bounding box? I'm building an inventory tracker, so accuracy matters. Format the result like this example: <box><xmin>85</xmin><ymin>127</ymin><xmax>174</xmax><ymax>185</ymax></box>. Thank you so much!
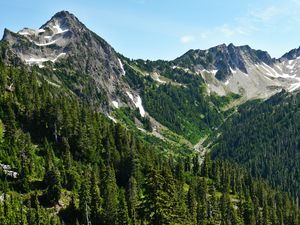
<box><xmin>0</xmin><ymin>11</ymin><xmax>299</xmax><ymax>225</ymax></box>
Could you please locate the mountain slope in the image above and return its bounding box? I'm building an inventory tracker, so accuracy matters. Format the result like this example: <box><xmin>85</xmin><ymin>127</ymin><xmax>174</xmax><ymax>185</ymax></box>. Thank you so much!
<box><xmin>4</xmin><ymin>11</ymin><xmax>300</xmax><ymax>146</ymax></box>
<box><xmin>209</xmin><ymin>91</ymin><xmax>300</xmax><ymax>201</ymax></box>
<box><xmin>120</xmin><ymin>58</ymin><xmax>233</xmax><ymax>143</ymax></box>
<box><xmin>1</xmin><ymin>45</ymin><xmax>299</xmax><ymax>225</ymax></box>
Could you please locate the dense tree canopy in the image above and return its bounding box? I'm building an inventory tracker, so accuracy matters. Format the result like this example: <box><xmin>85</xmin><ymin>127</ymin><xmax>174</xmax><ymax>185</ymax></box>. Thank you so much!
<box><xmin>0</xmin><ymin>51</ymin><xmax>299</xmax><ymax>224</ymax></box>
<box><xmin>211</xmin><ymin>91</ymin><xmax>300</xmax><ymax>202</ymax></box>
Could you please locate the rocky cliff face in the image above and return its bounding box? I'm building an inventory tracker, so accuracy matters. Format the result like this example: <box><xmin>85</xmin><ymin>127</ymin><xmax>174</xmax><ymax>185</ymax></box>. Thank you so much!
<box><xmin>1</xmin><ymin>11</ymin><xmax>134</xmax><ymax>112</ymax></box>
<box><xmin>279</xmin><ymin>46</ymin><xmax>300</xmax><ymax>61</ymax></box>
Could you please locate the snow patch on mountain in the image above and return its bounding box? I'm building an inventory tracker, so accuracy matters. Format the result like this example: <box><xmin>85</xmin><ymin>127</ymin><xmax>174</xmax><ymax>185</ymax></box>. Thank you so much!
<box><xmin>230</xmin><ymin>67</ymin><xmax>237</xmax><ymax>74</ymax></box>
<box><xmin>18</xmin><ymin>31</ymin><xmax>30</xmax><ymax>36</ymax></box>
<box><xmin>25</xmin><ymin>57</ymin><xmax>49</xmax><ymax>68</ymax></box>
<box><xmin>18</xmin><ymin>28</ymin><xmax>47</xmax><ymax>37</ymax></box>
<box><xmin>211</xmin><ymin>70</ymin><xmax>218</xmax><ymax>75</ymax></box>
<box><xmin>286</xmin><ymin>63</ymin><xmax>296</xmax><ymax>70</ymax></box>
<box><xmin>112</xmin><ymin>101</ymin><xmax>119</xmax><ymax>108</ymax></box>
<box><xmin>135</xmin><ymin>95</ymin><xmax>145</xmax><ymax>117</ymax></box>
<box><xmin>52</xmin><ymin>53</ymin><xmax>66</xmax><ymax>62</ymax></box>
<box><xmin>126</xmin><ymin>91</ymin><xmax>134</xmax><ymax>102</ymax></box>
<box><xmin>254</xmin><ymin>61</ymin><xmax>300</xmax><ymax>92</ymax></box>
<box><xmin>287</xmin><ymin>75</ymin><xmax>300</xmax><ymax>92</ymax></box>
<box><xmin>53</xmin><ymin>24</ymin><xmax>69</xmax><ymax>34</ymax></box>
<box><xmin>126</xmin><ymin>92</ymin><xmax>145</xmax><ymax>117</ymax></box>
<box><xmin>34</xmin><ymin>40</ymin><xmax>57</xmax><ymax>46</ymax></box>
<box><xmin>118</xmin><ymin>58</ymin><xmax>126</xmax><ymax>76</ymax></box>
<box><xmin>24</xmin><ymin>53</ymin><xmax>66</xmax><ymax>67</ymax></box>
<box><xmin>37</xmin><ymin>29</ymin><xmax>46</xmax><ymax>33</ymax></box>
<box><xmin>201</xmin><ymin>69</ymin><xmax>218</xmax><ymax>75</ymax></box>
<box><xmin>107</xmin><ymin>115</ymin><xmax>117</xmax><ymax>123</ymax></box>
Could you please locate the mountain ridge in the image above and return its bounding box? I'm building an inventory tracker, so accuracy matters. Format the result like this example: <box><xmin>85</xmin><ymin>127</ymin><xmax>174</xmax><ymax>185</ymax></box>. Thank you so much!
<box><xmin>3</xmin><ymin>10</ymin><xmax>300</xmax><ymax>101</ymax></box>
<box><xmin>2</xmin><ymin>10</ymin><xmax>300</xmax><ymax>142</ymax></box>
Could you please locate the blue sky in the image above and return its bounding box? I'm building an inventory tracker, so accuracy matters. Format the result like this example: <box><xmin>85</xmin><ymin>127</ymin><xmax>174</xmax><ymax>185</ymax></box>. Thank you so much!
<box><xmin>1</xmin><ymin>0</ymin><xmax>300</xmax><ymax>60</ymax></box>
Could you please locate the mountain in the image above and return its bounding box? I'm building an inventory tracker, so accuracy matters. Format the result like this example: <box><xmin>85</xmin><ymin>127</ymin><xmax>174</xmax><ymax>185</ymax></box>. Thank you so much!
<box><xmin>280</xmin><ymin>45</ymin><xmax>300</xmax><ymax>60</ymax></box>
<box><xmin>3</xmin><ymin>10</ymin><xmax>300</xmax><ymax>146</ymax></box>
<box><xmin>0</xmin><ymin>11</ymin><xmax>227</xmax><ymax>145</ymax></box>
<box><xmin>3</xmin><ymin>11</ymin><xmax>300</xmax><ymax>109</ymax></box>
<box><xmin>0</xmin><ymin>60</ymin><xmax>298</xmax><ymax>224</ymax></box>
<box><xmin>172</xmin><ymin>43</ymin><xmax>300</xmax><ymax>99</ymax></box>
<box><xmin>1</xmin><ymin>11</ymin><xmax>138</xmax><ymax>112</ymax></box>
<box><xmin>0</xmin><ymin>10</ymin><xmax>300</xmax><ymax>225</ymax></box>
<box><xmin>3</xmin><ymin>10</ymin><xmax>300</xmax><ymax>144</ymax></box>
<box><xmin>174</xmin><ymin>43</ymin><xmax>274</xmax><ymax>78</ymax></box>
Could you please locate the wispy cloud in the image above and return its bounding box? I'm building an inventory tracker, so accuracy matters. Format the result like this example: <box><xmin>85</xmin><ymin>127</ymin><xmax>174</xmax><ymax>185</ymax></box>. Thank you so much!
<box><xmin>184</xmin><ymin>0</ymin><xmax>300</xmax><ymax>44</ymax></box>
<box><xmin>251</xmin><ymin>6</ymin><xmax>280</xmax><ymax>22</ymax></box>
<box><xmin>196</xmin><ymin>24</ymin><xmax>249</xmax><ymax>41</ymax></box>
<box><xmin>249</xmin><ymin>0</ymin><xmax>300</xmax><ymax>26</ymax></box>
<box><xmin>246</xmin><ymin>1</ymin><xmax>300</xmax><ymax>32</ymax></box>
<box><xmin>217</xmin><ymin>24</ymin><xmax>247</xmax><ymax>38</ymax></box>
<box><xmin>180</xmin><ymin>35</ymin><xmax>195</xmax><ymax>44</ymax></box>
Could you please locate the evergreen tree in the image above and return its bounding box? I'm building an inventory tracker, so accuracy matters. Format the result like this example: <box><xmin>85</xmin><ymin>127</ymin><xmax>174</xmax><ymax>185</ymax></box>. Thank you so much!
<box><xmin>127</xmin><ymin>176</ymin><xmax>138</xmax><ymax>225</ymax></box>
<box><xmin>242</xmin><ymin>196</ymin><xmax>255</xmax><ymax>225</ymax></box>
<box><xmin>90</xmin><ymin>169</ymin><xmax>103</xmax><ymax>224</ymax></box>
<box><xmin>140</xmin><ymin>168</ymin><xmax>174</xmax><ymax>225</ymax></box>
<box><xmin>102</xmin><ymin>167</ymin><xmax>119</xmax><ymax>225</ymax></box>
<box><xmin>117</xmin><ymin>188</ymin><xmax>130</xmax><ymax>225</ymax></box>
<box><xmin>79</xmin><ymin>170</ymin><xmax>91</xmax><ymax>224</ymax></box>
<box><xmin>44</xmin><ymin>167</ymin><xmax>62</xmax><ymax>206</ymax></box>
<box><xmin>187</xmin><ymin>182</ymin><xmax>197</xmax><ymax>225</ymax></box>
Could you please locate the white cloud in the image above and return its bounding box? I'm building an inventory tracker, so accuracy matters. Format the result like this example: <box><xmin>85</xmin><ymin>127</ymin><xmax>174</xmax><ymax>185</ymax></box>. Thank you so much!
<box><xmin>251</xmin><ymin>6</ymin><xmax>280</xmax><ymax>22</ymax></box>
<box><xmin>217</xmin><ymin>24</ymin><xmax>236</xmax><ymax>38</ymax></box>
<box><xmin>176</xmin><ymin>0</ymin><xmax>300</xmax><ymax>55</ymax></box>
<box><xmin>180</xmin><ymin>35</ymin><xmax>195</xmax><ymax>44</ymax></box>
<box><xmin>197</xmin><ymin>24</ymin><xmax>248</xmax><ymax>41</ymax></box>
<box><xmin>250</xmin><ymin>1</ymin><xmax>300</xmax><ymax>25</ymax></box>
<box><xmin>200</xmin><ymin>32</ymin><xmax>209</xmax><ymax>39</ymax></box>
<box><xmin>195</xmin><ymin>0</ymin><xmax>300</xmax><ymax>42</ymax></box>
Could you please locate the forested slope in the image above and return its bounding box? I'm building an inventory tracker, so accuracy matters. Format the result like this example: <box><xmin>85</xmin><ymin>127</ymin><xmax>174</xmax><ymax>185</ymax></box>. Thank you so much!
<box><xmin>0</xmin><ymin>53</ymin><xmax>299</xmax><ymax>224</ymax></box>
<box><xmin>211</xmin><ymin>91</ymin><xmax>300</xmax><ymax>202</ymax></box>
<box><xmin>123</xmin><ymin>59</ymin><xmax>236</xmax><ymax>144</ymax></box>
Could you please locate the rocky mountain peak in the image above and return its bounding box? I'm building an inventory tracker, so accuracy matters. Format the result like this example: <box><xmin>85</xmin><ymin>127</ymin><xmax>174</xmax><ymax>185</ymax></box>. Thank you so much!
<box><xmin>280</xmin><ymin>46</ymin><xmax>300</xmax><ymax>61</ymax></box>
<box><xmin>174</xmin><ymin>43</ymin><xmax>274</xmax><ymax>81</ymax></box>
<box><xmin>0</xmin><ymin>11</ymin><xmax>134</xmax><ymax>112</ymax></box>
<box><xmin>50</xmin><ymin>10</ymin><xmax>76</xmax><ymax>22</ymax></box>
<box><xmin>40</xmin><ymin>10</ymin><xmax>85</xmax><ymax>34</ymax></box>
<box><xmin>2</xmin><ymin>28</ymin><xmax>15</xmax><ymax>40</ymax></box>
